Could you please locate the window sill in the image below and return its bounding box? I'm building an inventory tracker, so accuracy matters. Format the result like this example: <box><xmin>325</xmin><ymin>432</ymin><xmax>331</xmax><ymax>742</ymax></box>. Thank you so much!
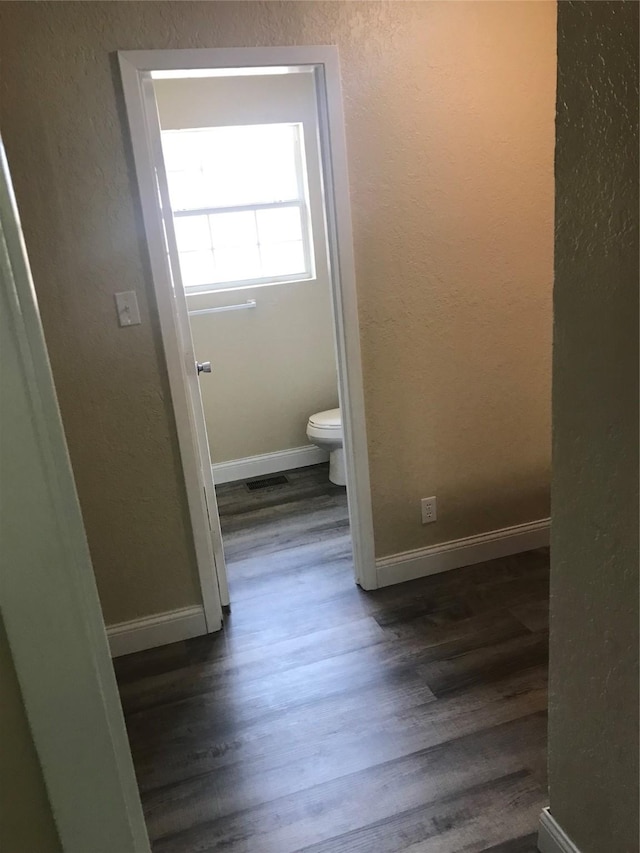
<box><xmin>185</xmin><ymin>275</ymin><xmax>316</xmax><ymax>299</ymax></box>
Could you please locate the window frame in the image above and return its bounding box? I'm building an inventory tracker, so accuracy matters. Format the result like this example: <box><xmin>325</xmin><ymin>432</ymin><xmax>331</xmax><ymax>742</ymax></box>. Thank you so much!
<box><xmin>163</xmin><ymin>122</ymin><xmax>316</xmax><ymax>294</ymax></box>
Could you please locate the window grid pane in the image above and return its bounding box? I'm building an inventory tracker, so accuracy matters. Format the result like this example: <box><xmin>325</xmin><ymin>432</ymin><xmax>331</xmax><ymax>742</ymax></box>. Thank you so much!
<box><xmin>260</xmin><ymin>241</ymin><xmax>306</xmax><ymax>278</ymax></box>
<box><xmin>174</xmin><ymin>216</ymin><xmax>212</xmax><ymax>253</ymax></box>
<box><xmin>209</xmin><ymin>210</ymin><xmax>258</xmax><ymax>250</ymax></box>
<box><xmin>163</xmin><ymin>123</ymin><xmax>314</xmax><ymax>289</ymax></box>
<box><xmin>178</xmin><ymin>250</ymin><xmax>216</xmax><ymax>288</ymax></box>
<box><xmin>256</xmin><ymin>206</ymin><xmax>303</xmax><ymax>246</ymax></box>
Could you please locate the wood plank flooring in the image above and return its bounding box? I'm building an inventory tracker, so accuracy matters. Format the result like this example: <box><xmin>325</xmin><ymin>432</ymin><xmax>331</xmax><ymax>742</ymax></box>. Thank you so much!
<box><xmin>115</xmin><ymin>464</ymin><xmax>549</xmax><ymax>853</ymax></box>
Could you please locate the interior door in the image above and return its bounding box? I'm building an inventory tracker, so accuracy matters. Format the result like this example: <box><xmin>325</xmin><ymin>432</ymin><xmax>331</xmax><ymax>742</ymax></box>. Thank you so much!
<box><xmin>140</xmin><ymin>75</ymin><xmax>230</xmax><ymax>608</ymax></box>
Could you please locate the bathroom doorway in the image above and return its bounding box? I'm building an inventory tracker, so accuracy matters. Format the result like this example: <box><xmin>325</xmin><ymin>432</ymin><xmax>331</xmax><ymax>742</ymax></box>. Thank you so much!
<box><xmin>119</xmin><ymin>47</ymin><xmax>376</xmax><ymax>628</ymax></box>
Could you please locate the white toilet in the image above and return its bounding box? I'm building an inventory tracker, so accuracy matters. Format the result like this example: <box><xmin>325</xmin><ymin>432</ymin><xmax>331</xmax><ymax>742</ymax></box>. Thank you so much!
<box><xmin>306</xmin><ymin>408</ymin><xmax>345</xmax><ymax>486</ymax></box>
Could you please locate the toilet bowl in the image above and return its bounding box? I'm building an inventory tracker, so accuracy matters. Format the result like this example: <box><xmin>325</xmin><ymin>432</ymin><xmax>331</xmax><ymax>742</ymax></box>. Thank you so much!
<box><xmin>306</xmin><ymin>408</ymin><xmax>345</xmax><ymax>486</ymax></box>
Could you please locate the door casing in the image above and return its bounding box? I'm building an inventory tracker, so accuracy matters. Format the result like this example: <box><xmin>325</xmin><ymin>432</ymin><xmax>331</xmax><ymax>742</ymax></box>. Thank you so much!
<box><xmin>0</xmin><ymin>138</ymin><xmax>151</xmax><ymax>853</ymax></box>
<box><xmin>118</xmin><ymin>46</ymin><xmax>377</xmax><ymax>631</ymax></box>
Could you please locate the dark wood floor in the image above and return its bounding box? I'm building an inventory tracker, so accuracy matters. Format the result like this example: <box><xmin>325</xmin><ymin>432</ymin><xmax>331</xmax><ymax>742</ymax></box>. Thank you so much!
<box><xmin>115</xmin><ymin>464</ymin><xmax>549</xmax><ymax>853</ymax></box>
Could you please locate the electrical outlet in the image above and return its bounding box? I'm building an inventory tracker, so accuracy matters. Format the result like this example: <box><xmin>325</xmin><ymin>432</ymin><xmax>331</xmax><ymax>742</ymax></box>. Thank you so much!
<box><xmin>421</xmin><ymin>496</ymin><xmax>437</xmax><ymax>524</ymax></box>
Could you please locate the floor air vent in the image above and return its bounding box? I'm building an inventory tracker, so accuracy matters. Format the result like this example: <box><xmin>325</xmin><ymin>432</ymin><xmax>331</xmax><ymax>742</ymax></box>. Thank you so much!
<box><xmin>245</xmin><ymin>474</ymin><xmax>289</xmax><ymax>491</ymax></box>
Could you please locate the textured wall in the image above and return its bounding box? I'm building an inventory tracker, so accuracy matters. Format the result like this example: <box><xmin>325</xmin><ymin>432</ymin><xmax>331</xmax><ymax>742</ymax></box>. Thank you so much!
<box><xmin>155</xmin><ymin>73</ymin><xmax>338</xmax><ymax>463</ymax></box>
<box><xmin>549</xmin><ymin>3</ymin><xmax>639</xmax><ymax>851</ymax></box>
<box><xmin>0</xmin><ymin>2</ymin><xmax>555</xmax><ymax>623</ymax></box>
<box><xmin>0</xmin><ymin>618</ymin><xmax>61</xmax><ymax>853</ymax></box>
<box><xmin>189</xmin><ymin>280</ymin><xmax>338</xmax><ymax>462</ymax></box>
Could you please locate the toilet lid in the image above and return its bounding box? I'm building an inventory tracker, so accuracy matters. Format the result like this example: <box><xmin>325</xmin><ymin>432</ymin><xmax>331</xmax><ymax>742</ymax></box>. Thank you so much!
<box><xmin>308</xmin><ymin>408</ymin><xmax>341</xmax><ymax>429</ymax></box>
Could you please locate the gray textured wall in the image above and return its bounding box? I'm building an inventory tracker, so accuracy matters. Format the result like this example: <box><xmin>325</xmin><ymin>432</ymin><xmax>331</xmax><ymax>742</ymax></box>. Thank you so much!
<box><xmin>550</xmin><ymin>2</ymin><xmax>639</xmax><ymax>850</ymax></box>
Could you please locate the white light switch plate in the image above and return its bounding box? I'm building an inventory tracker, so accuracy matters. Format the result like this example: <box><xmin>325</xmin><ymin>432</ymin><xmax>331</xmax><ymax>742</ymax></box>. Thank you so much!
<box><xmin>115</xmin><ymin>291</ymin><xmax>141</xmax><ymax>327</ymax></box>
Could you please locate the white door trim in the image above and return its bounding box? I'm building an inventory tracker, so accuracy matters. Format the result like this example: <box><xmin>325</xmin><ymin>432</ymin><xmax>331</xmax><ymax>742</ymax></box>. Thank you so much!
<box><xmin>118</xmin><ymin>47</ymin><xmax>377</xmax><ymax>592</ymax></box>
<box><xmin>0</xmin><ymin>141</ymin><xmax>150</xmax><ymax>852</ymax></box>
<box><xmin>118</xmin><ymin>56</ymin><xmax>225</xmax><ymax>629</ymax></box>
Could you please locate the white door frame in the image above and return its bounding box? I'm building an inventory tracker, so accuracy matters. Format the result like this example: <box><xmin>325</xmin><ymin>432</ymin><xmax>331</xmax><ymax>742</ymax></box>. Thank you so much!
<box><xmin>119</xmin><ymin>55</ymin><xmax>226</xmax><ymax>632</ymax></box>
<box><xmin>118</xmin><ymin>46</ymin><xmax>377</xmax><ymax>594</ymax></box>
<box><xmin>0</xmin><ymin>140</ymin><xmax>150</xmax><ymax>852</ymax></box>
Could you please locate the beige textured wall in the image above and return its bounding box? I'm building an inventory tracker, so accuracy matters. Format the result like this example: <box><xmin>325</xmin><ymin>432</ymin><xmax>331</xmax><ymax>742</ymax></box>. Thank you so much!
<box><xmin>0</xmin><ymin>618</ymin><xmax>61</xmax><ymax>853</ymax></box>
<box><xmin>189</xmin><ymin>281</ymin><xmax>338</xmax><ymax>462</ymax></box>
<box><xmin>549</xmin><ymin>3</ymin><xmax>639</xmax><ymax>851</ymax></box>
<box><xmin>155</xmin><ymin>74</ymin><xmax>338</xmax><ymax>463</ymax></box>
<box><xmin>0</xmin><ymin>2</ymin><xmax>555</xmax><ymax>623</ymax></box>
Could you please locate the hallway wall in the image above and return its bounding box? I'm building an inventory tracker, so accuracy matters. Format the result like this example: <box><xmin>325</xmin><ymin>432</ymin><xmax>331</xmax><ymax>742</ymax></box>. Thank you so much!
<box><xmin>0</xmin><ymin>1</ymin><xmax>555</xmax><ymax>623</ymax></box>
<box><xmin>549</xmin><ymin>2</ymin><xmax>639</xmax><ymax>850</ymax></box>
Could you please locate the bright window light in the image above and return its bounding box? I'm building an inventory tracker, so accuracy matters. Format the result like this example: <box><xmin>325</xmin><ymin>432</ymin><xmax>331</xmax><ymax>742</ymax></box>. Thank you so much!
<box><xmin>161</xmin><ymin>123</ymin><xmax>314</xmax><ymax>291</ymax></box>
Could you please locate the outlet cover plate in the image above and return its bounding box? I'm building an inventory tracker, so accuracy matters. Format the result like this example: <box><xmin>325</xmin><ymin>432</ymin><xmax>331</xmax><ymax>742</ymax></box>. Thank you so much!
<box><xmin>421</xmin><ymin>496</ymin><xmax>437</xmax><ymax>524</ymax></box>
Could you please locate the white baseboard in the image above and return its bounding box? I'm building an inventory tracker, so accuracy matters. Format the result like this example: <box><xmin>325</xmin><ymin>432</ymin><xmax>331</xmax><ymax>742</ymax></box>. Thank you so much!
<box><xmin>376</xmin><ymin>518</ymin><xmax>550</xmax><ymax>588</ymax></box>
<box><xmin>107</xmin><ymin>519</ymin><xmax>549</xmax><ymax>656</ymax></box>
<box><xmin>107</xmin><ymin>605</ymin><xmax>207</xmax><ymax>658</ymax></box>
<box><xmin>537</xmin><ymin>808</ymin><xmax>583</xmax><ymax>853</ymax></box>
<box><xmin>212</xmin><ymin>444</ymin><xmax>329</xmax><ymax>485</ymax></box>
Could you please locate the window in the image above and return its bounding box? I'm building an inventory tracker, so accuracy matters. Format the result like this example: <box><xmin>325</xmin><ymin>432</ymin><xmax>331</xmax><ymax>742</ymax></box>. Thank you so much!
<box><xmin>161</xmin><ymin>123</ymin><xmax>314</xmax><ymax>291</ymax></box>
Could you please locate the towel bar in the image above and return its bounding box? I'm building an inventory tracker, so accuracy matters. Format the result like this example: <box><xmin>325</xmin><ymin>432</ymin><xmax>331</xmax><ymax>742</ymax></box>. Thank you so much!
<box><xmin>188</xmin><ymin>299</ymin><xmax>257</xmax><ymax>317</ymax></box>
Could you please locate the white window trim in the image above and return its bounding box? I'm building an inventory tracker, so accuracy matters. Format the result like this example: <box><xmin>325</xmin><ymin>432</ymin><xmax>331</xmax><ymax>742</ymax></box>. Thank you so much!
<box><xmin>164</xmin><ymin>122</ymin><xmax>315</xmax><ymax>292</ymax></box>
